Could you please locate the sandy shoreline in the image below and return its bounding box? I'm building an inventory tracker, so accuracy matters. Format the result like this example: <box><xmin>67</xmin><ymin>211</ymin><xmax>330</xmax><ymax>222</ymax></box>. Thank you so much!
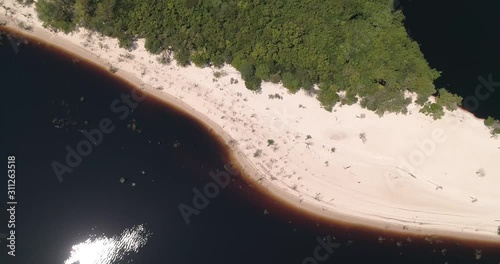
<box><xmin>2</xmin><ymin>1</ymin><xmax>500</xmax><ymax>243</ymax></box>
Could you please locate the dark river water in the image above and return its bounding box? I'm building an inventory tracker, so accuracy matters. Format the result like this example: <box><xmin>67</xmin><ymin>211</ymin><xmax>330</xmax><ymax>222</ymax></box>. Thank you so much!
<box><xmin>399</xmin><ymin>0</ymin><xmax>500</xmax><ymax>119</ymax></box>
<box><xmin>1</xmin><ymin>11</ymin><xmax>499</xmax><ymax>264</ymax></box>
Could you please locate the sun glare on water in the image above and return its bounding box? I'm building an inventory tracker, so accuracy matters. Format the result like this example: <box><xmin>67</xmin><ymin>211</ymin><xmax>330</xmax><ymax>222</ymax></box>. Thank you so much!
<box><xmin>64</xmin><ymin>224</ymin><xmax>151</xmax><ymax>264</ymax></box>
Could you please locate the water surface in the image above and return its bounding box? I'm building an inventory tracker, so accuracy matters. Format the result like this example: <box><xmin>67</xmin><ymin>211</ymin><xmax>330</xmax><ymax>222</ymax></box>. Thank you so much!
<box><xmin>0</xmin><ymin>30</ymin><xmax>499</xmax><ymax>264</ymax></box>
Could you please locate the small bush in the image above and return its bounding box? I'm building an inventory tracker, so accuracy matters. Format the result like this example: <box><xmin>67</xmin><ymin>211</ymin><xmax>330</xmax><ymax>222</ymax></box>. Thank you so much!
<box><xmin>157</xmin><ymin>56</ymin><xmax>170</xmax><ymax>65</ymax></box>
<box><xmin>269</xmin><ymin>73</ymin><xmax>281</xmax><ymax>83</ymax></box>
<box><xmin>120</xmin><ymin>53</ymin><xmax>135</xmax><ymax>60</ymax></box>
<box><xmin>157</xmin><ymin>51</ymin><xmax>172</xmax><ymax>65</ymax></box>
<box><xmin>18</xmin><ymin>21</ymin><xmax>33</xmax><ymax>31</ymax></box>
<box><xmin>268</xmin><ymin>93</ymin><xmax>283</xmax><ymax>100</ymax></box>
<box><xmin>415</xmin><ymin>94</ymin><xmax>429</xmax><ymax>105</ymax></box>
<box><xmin>359</xmin><ymin>132</ymin><xmax>367</xmax><ymax>143</ymax></box>
<box><xmin>420</xmin><ymin>102</ymin><xmax>444</xmax><ymax>120</ymax></box>
<box><xmin>228</xmin><ymin>139</ymin><xmax>237</xmax><ymax>147</ymax></box>
<box><xmin>213</xmin><ymin>71</ymin><xmax>226</xmax><ymax>78</ymax></box>
<box><xmin>267</xmin><ymin>139</ymin><xmax>275</xmax><ymax>146</ymax></box>
<box><xmin>437</xmin><ymin>88</ymin><xmax>462</xmax><ymax>111</ymax></box>
<box><xmin>484</xmin><ymin>116</ymin><xmax>495</xmax><ymax>127</ymax></box>
<box><xmin>253</xmin><ymin>149</ymin><xmax>262</xmax><ymax>158</ymax></box>
<box><xmin>484</xmin><ymin>116</ymin><xmax>500</xmax><ymax>136</ymax></box>
<box><xmin>109</xmin><ymin>65</ymin><xmax>119</xmax><ymax>73</ymax></box>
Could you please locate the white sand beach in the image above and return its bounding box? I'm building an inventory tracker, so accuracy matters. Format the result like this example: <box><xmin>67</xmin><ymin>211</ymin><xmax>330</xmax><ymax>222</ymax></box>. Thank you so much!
<box><xmin>2</xmin><ymin>0</ymin><xmax>500</xmax><ymax>243</ymax></box>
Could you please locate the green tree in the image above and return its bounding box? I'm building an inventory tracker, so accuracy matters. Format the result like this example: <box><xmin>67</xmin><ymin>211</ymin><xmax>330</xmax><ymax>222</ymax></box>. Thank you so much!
<box><xmin>73</xmin><ymin>0</ymin><xmax>94</xmax><ymax>25</ymax></box>
<box><xmin>437</xmin><ymin>88</ymin><xmax>462</xmax><ymax>111</ymax></box>
<box><xmin>238</xmin><ymin>63</ymin><xmax>255</xmax><ymax>80</ymax></box>
<box><xmin>282</xmin><ymin>72</ymin><xmax>300</xmax><ymax>93</ymax></box>
<box><xmin>36</xmin><ymin>0</ymin><xmax>76</xmax><ymax>33</ymax></box>
<box><xmin>484</xmin><ymin>116</ymin><xmax>495</xmax><ymax>127</ymax></box>
<box><xmin>145</xmin><ymin>37</ymin><xmax>162</xmax><ymax>54</ymax></box>
<box><xmin>317</xmin><ymin>84</ymin><xmax>340</xmax><ymax>112</ymax></box>
<box><xmin>255</xmin><ymin>63</ymin><xmax>272</xmax><ymax>80</ymax></box>
<box><xmin>34</xmin><ymin>0</ymin><xmax>450</xmax><ymax>117</ymax></box>
<box><xmin>420</xmin><ymin>102</ymin><xmax>444</xmax><ymax>120</ymax></box>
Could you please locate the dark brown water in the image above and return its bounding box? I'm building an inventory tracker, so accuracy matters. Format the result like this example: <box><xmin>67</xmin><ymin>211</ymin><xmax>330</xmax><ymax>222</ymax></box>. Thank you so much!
<box><xmin>399</xmin><ymin>0</ymin><xmax>500</xmax><ymax>119</ymax></box>
<box><xmin>0</xmin><ymin>29</ymin><xmax>499</xmax><ymax>264</ymax></box>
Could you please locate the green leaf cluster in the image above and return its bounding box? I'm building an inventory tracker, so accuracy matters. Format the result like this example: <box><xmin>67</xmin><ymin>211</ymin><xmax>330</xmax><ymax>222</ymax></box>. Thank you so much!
<box><xmin>484</xmin><ymin>116</ymin><xmax>500</xmax><ymax>135</ymax></box>
<box><xmin>36</xmin><ymin>0</ymin><xmax>76</xmax><ymax>33</ymax></box>
<box><xmin>436</xmin><ymin>88</ymin><xmax>462</xmax><ymax>111</ymax></box>
<box><xmin>419</xmin><ymin>102</ymin><xmax>444</xmax><ymax>120</ymax></box>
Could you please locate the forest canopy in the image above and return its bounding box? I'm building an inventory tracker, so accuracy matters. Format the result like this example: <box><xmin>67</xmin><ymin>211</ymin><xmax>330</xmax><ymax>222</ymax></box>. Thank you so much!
<box><xmin>35</xmin><ymin>0</ymin><xmax>457</xmax><ymax>115</ymax></box>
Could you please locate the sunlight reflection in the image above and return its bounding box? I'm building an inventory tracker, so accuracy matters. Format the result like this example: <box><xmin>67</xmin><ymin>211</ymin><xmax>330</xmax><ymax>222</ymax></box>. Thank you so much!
<box><xmin>64</xmin><ymin>224</ymin><xmax>151</xmax><ymax>264</ymax></box>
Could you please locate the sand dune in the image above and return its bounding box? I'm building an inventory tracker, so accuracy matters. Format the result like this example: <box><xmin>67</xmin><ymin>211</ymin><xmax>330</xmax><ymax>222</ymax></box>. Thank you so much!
<box><xmin>2</xmin><ymin>0</ymin><xmax>499</xmax><ymax>243</ymax></box>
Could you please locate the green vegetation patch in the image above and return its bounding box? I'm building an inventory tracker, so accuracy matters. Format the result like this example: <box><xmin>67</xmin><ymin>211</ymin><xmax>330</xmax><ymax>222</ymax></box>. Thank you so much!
<box><xmin>35</xmin><ymin>0</ymin><xmax>443</xmax><ymax>114</ymax></box>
